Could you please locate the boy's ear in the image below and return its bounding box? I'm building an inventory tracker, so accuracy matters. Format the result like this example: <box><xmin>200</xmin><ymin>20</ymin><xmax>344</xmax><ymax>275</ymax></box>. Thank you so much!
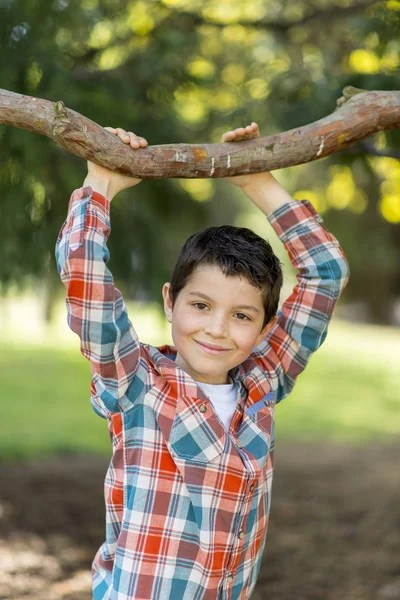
<box><xmin>255</xmin><ymin>314</ymin><xmax>278</xmax><ymax>346</ymax></box>
<box><xmin>162</xmin><ymin>282</ymin><xmax>173</xmax><ymax>323</ymax></box>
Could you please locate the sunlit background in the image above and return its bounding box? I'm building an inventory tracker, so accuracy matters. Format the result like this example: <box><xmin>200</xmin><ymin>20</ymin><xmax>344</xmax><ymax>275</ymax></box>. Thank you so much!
<box><xmin>1</xmin><ymin>0</ymin><xmax>399</xmax><ymax>598</ymax></box>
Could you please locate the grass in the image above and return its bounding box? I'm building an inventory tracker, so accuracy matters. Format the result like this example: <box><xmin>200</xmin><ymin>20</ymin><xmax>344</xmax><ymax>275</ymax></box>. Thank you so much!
<box><xmin>0</xmin><ymin>344</ymin><xmax>109</xmax><ymax>457</ymax></box>
<box><xmin>276</xmin><ymin>319</ymin><xmax>400</xmax><ymax>443</ymax></box>
<box><xmin>0</xmin><ymin>317</ymin><xmax>399</xmax><ymax>458</ymax></box>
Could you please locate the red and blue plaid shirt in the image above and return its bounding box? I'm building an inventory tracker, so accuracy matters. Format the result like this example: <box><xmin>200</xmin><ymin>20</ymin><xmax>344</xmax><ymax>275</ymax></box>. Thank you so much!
<box><xmin>56</xmin><ymin>186</ymin><xmax>350</xmax><ymax>600</ymax></box>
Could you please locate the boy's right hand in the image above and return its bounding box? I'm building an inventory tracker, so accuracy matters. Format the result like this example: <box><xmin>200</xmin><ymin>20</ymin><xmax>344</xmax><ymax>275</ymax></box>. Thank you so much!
<box><xmin>84</xmin><ymin>127</ymin><xmax>148</xmax><ymax>201</ymax></box>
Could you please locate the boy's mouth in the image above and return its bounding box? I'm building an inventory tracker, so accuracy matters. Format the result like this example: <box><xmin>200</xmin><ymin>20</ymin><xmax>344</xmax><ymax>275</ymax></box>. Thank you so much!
<box><xmin>194</xmin><ymin>340</ymin><xmax>231</xmax><ymax>355</ymax></box>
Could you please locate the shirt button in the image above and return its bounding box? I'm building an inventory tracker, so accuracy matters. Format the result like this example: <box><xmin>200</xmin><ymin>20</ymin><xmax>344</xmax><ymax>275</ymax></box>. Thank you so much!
<box><xmin>263</xmin><ymin>399</ymin><xmax>270</xmax><ymax>406</ymax></box>
<box><xmin>249</xmin><ymin>484</ymin><xmax>255</xmax><ymax>493</ymax></box>
<box><xmin>235</xmin><ymin>441</ymin><xmax>242</xmax><ymax>449</ymax></box>
<box><xmin>236</xmin><ymin>402</ymin><xmax>242</xmax><ymax>411</ymax></box>
<box><xmin>238</xmin><ymin>530</ymin><xmax>244</xmax><ymax>540</ymax></box>
<box><xmin>226</xmin><ymin>574</ymin><xmax>233</xmax><ymax>583</ymax></box>
<box><xmin>199</xmin><ymin>404</ymin><xmax>207</xmax><ymax>413</ymax></box>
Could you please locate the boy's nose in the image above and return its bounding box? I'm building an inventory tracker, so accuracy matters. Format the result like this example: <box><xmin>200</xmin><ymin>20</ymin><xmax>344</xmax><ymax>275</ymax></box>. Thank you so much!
<box><xmin>203</xmin><ymin>316</ymin><xmax>228</xmax><ymax>338</ymax></box>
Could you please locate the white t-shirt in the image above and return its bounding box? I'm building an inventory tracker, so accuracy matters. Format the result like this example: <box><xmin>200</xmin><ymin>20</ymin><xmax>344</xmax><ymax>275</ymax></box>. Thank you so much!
<box><xmin>196</xmin><ymin>379</ymin><xmax>237</xmax><ymax>432</ymax></box>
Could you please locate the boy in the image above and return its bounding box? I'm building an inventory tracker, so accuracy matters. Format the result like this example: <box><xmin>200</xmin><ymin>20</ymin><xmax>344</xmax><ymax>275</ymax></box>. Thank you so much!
<box><xmin>55</xmin><ymin>122</ymin><xmax>350</xmax><ymax>600</ymax></box>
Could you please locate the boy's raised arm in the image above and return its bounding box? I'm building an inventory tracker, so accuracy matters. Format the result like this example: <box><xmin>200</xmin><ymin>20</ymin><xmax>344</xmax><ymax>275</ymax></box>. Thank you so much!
<box><xmin>223</xmin><ymin>123</ymin><xmax>350</xmax><ymax>404</ymax></box>
<box><xmin>251</xmin><ymin>182</ymin><xmax>350</xmax><ymax>403</ymax></box>
<box><xmin>55</xmin><ymin>128</ymin><xmax>149</xmax><ymax>417</ymax></box>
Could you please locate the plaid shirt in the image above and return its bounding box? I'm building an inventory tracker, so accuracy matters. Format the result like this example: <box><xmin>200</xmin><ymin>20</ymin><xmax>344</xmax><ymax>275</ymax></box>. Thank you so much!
<box><xmin>56</xmin><ymin>186</ymin><xmax>350</xmax><ymax>600</ymax></box>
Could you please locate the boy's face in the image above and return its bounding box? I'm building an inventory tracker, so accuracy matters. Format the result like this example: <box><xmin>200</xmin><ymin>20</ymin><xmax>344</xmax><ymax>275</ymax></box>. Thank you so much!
<box><xmin>162</xmin><ymin>265</ymin><xmax>278</xmax><ymax>384</ymax></box>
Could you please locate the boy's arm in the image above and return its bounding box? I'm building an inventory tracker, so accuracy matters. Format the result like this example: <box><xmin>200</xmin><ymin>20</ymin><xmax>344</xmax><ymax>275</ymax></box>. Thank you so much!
<box><xmin>55</xmin><ymin>128</ymin><xmax>149</xmax><ymax>418</ymax></box>
<box><xmin>55</xmin><ymin>185</ymin><xmax>147</xmax><ymax>417</ymax></box>
<box><xmin>245</xmin><ymin>176</ymin><xmax>350</xmax><ymax>404</ymax></box>
<box><xmin>222</xmin><ymin>123</ymin><xmax>350</xmax><ymax>404</ymax></box>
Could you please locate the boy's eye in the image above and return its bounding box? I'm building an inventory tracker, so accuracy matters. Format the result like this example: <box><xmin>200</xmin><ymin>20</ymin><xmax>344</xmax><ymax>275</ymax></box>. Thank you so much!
<box><xmin>192</xmin><ymin>303</ymin><xmax>251</xmax><ymax>321</ymax></box>
<box><xmin>236</xmin><ymin>313</ymin><xmax>250</xmax><ymax>321</ymax></box>
<box><xmin>192</xmin><ymin>302</ymin><xmax>208</xmax><ymax>310</ymax></box>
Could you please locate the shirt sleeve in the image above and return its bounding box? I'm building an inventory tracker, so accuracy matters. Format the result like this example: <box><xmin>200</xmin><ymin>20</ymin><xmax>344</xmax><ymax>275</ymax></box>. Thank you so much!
<box><xmin>251</xmin><ymin>199</ymin><xmax>350</xmax><ymax>405</ymax></box>
<box><xmin>55</xmin><ymin>186</ymin><xmax>148</xmax><ymax>417</ymax></box>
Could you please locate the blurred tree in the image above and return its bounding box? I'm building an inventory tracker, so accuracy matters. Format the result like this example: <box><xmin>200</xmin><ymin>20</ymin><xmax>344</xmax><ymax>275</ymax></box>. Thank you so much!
<box><xmin>0</xmin><ymin>0</ymin><xmax>399</xmax><ymax>324</ymax></box>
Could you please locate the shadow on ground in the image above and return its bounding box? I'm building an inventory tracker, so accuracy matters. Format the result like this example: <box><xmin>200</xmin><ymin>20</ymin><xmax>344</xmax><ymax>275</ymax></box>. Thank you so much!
<box><xmin>0</xmin><ymin>442</ymin><xmax>399</xmax><ymax>600</ymax></box>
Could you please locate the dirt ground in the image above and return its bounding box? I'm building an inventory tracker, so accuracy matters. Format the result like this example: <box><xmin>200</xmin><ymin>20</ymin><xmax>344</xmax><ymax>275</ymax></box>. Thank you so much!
<box><xmin>0</xmin><ymin>441</ymin><xmax>399</xmax><ymax>600</ymax></box>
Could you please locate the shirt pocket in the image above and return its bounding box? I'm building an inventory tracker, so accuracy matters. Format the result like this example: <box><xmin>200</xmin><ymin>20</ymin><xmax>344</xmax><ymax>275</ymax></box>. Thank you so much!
<box><xmin>245</xmin><ymin>391</ymin><xmax>274</xmax><ymax>435</ymax></box>
<box><xmin>169</xmin><ymin>396</ymin><xmax>226</xmax><ymax>464</ymax></box>
<box><xmin>238</xmin><ymin>391</ymin><xmax>274</xmax><ymax>470</ymax></box>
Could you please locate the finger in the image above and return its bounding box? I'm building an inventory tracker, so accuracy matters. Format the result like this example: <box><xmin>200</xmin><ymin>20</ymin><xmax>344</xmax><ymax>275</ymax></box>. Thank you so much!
<box><xmin>125</xmin><ymin>131</ymin><xmax>140</xmax><ymax>148</ymax></box>
<box><xmin>126</xmin><ymin>132</ymin><xmax>148</xmax><ymax>148</ymax></box>
<box><xmin>237</xmin><ymin>124</ymin><xmax>258</xmax><ymax>140</ymax></box>
<box><xmin>104</xmin><ymin>126</ymin><xmax>117</xmax><ymax>133</ymax></box>
<box><xmin>236</xmin><ymin>127</ymin><xmax>249</xmax><ymax>141</ymax></box>
<box><xmin>250</xmin><ymin>122</ymin><xmax>259</xmax><ymax>135</ymax></box>
<box><xmin>222</xmin><ymin>131</ymin><xmax>234</xmax><ymax>142</ymax></box>
<box><xmin>223</xmin><ymin>127</ymin><xmax>257</xmax><ymax>142</ymax></box>
<box><xmin>250</xmin><ymin>122</ymin><xmax>259</xmax><ymax>137</ymax></box>
<box><xmin>223</xmin><ymin>123</ymin><xmax>259</xmax><ymax>143</ymax></box>
<box><xmin>244</xmin><ymin>124</ymin><xmax>257</xmax><ymax>135</ymax></box>
<box><xmin>130</xmin><ymin>138</ymin><xmax>148</xmax><ymax>149</ymax></box>
<box><xmin>225</xmin><ymin>128</ymin><xmax>244</xmax><ymax>141</ymax></box>
<box><xmin>115</xmin><ymin>127</ymin><xmax>130</xmax><ymax>142</ymax></box>
<box><xmin>223</xmin><ymin>132</ymin><xmax>239</xmax><ymax>142</ymax></box>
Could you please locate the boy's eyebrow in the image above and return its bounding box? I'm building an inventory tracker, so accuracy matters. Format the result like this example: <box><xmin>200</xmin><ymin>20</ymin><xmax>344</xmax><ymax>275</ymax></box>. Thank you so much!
<box><xmin>188</xmin><ymin>291</ymin><xmax>260</xmax><ymax>313</ymax></box>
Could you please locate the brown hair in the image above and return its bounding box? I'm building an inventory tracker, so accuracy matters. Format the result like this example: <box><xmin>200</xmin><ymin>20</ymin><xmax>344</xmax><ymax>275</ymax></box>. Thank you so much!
<box><xmin>169</xmin><ymin>225</ymin><xmax>283</xmax><ymax>329</ymax></box>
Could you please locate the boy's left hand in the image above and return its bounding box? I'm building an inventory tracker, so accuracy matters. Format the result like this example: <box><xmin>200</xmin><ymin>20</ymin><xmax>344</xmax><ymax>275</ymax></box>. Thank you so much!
<box><xmin>221</xmin><ymin>122</ymin><xmax>274</xmax><ymax>189</ymax></box>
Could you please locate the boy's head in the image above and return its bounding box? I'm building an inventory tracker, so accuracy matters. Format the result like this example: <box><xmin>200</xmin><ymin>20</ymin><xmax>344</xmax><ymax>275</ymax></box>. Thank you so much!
<box><xmin>162</xmin><ymin>225</ymin><xmax>283</xmax><ymax>384</ymax></box>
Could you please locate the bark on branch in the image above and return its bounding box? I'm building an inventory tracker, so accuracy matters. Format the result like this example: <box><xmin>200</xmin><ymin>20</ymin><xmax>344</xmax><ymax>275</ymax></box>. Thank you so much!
<box><xmin>0</xmin><ymin>86</ymin><xmax>399</xmax><ymax>179</ymax></box>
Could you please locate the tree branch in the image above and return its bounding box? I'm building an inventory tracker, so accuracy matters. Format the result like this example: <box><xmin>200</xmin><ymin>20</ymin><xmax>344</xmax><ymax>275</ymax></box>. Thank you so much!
<box><xmin>0</xmin><ymin>86</ymin><xmax>399</xmax><ymax>179</ymax></box>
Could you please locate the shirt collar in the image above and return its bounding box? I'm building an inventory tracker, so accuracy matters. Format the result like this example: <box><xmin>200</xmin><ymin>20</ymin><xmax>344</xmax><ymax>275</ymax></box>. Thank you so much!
<box><xmin>146</xmin><ymin>343</ymin><xmax>272</xmax><ymax>409</ymax></box>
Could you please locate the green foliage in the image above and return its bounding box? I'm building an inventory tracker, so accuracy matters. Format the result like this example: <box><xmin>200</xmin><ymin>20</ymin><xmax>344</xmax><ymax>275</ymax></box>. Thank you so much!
<box><xmin>0</xmin><ymin>0</ymin><xmax>399</xmax><ymax>322</ymax></box>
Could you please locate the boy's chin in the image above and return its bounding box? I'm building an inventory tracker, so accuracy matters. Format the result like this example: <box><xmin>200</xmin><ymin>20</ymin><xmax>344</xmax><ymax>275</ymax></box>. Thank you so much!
<box><xmin>175</xmin><ymin>347</ymin><xmax>244</xmax><ymax>382</ymax></box>
<box><xmin>178</xmin><ymin>357</ymin><xmax>229</xmax><ymax>383</ymax></box>
<box><xmin>190</xmin><ymin>359</ymin><xmax>236</xmax><ymax>384</ymax></box>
